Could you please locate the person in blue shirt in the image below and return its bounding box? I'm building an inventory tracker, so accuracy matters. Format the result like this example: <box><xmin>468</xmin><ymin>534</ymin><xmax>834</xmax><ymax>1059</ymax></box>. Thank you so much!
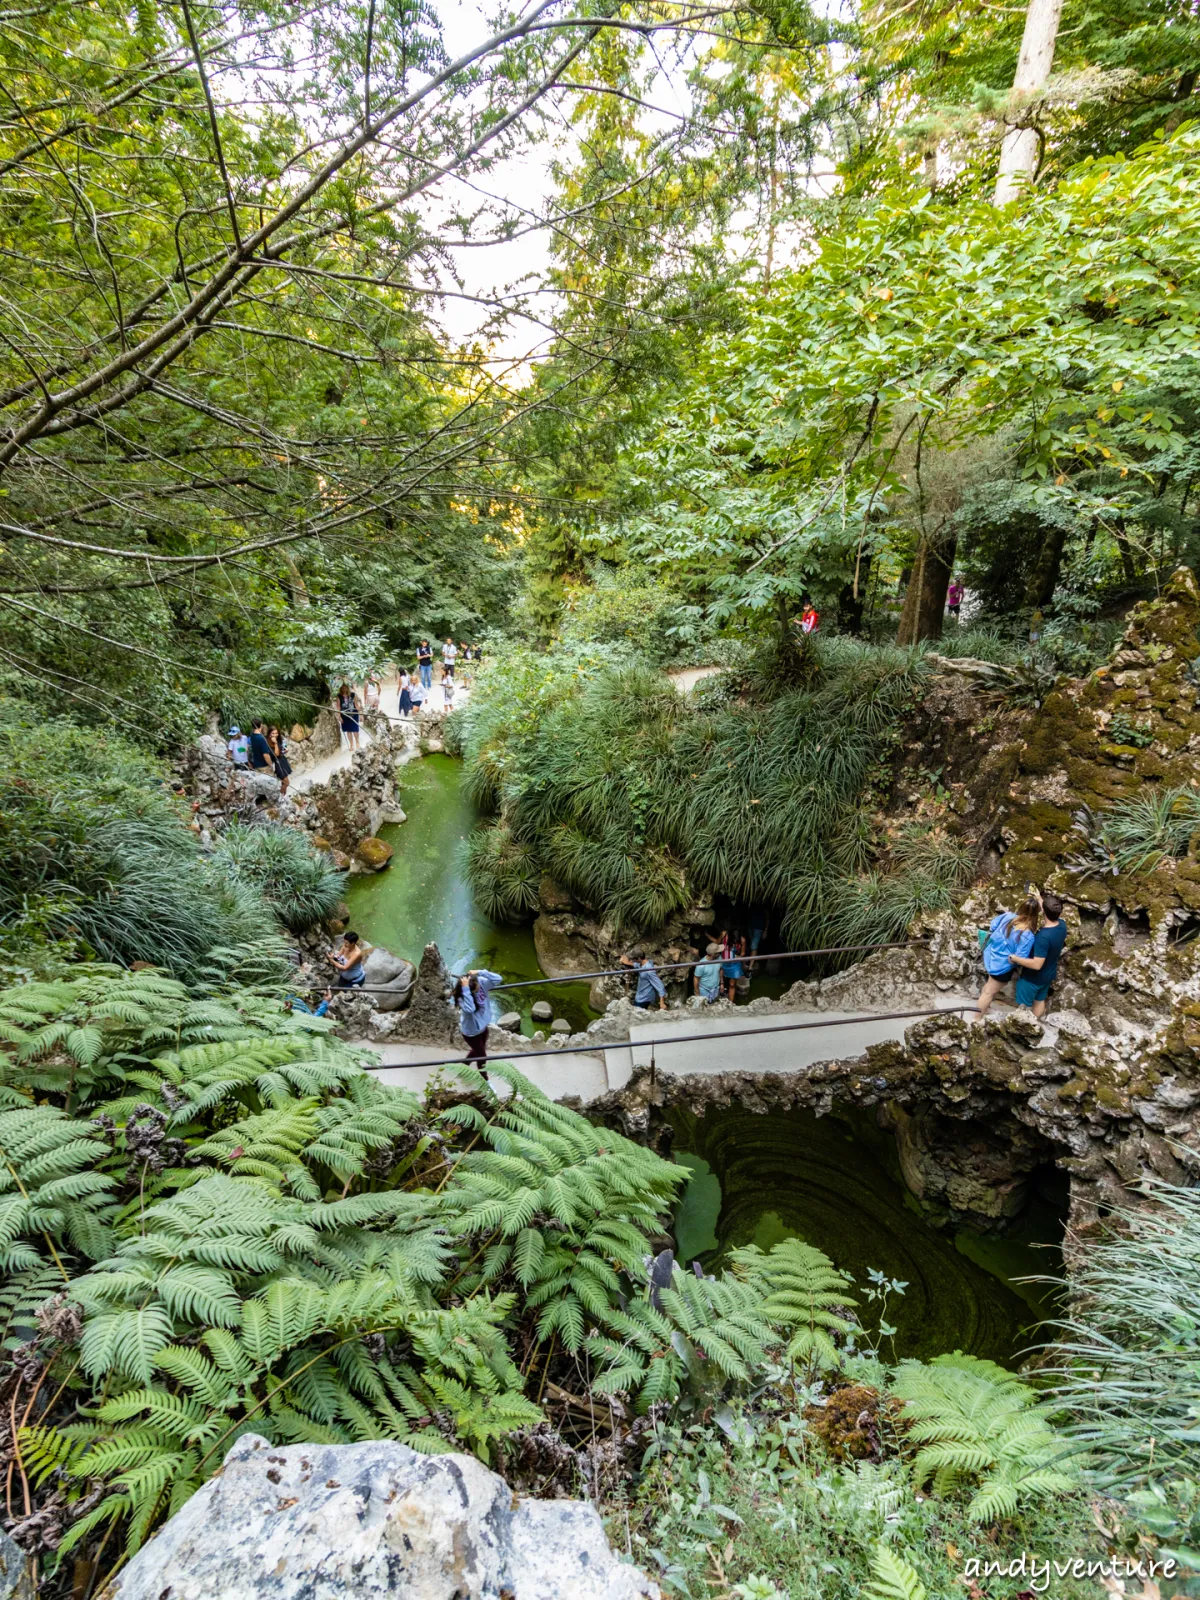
<box><xmin>620</xmin><ymin>950</ymin><xmax>667</xmax><ymax>1010</ymax></box>
<box><xmin>454</xmin><ymin>968</ymin><xmax>503</xmax><ymax>1064</ymax></box>
<box><xmin>287</xmin><ymin>988</ymin><xmax>332</xmax><ymax>1017</ymax></box>
<box><xmin>248</xmin><ymin>719</ymin><xmax>273</xmax><ymax>771</ymax></box>
<box><xmin>977</xmin><ymin>898</ymin><xmax>1040</xmax><ymax>1016</ymax></box>
<box><xmin>693</xmin><ymin>943</ymin><xmax>723</xmax><ymax>1004</ymax></box>
<box><xmin>1011</xmin><ymin>891</ymin><xmax>1067</xmax><ymax>1018</ymax></box>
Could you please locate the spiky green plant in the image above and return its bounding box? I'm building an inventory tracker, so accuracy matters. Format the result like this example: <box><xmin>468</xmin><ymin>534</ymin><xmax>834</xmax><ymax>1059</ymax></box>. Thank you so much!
<box><xmin>457</xmin><ymin>638</ymin><xmax>936</xmax><ymax>947</ymax></box>
<box><xmin>211</xmin><ymin>823</ymin><xmax>346</xmax><ymax>932</ymax></box>
<box><xmin>1049</xmin><ymin>1172</ymin><xmax>1200</xmax><ymax>1495</ymax></box>
<box><xmin>463</xmin><ymin>822</ymin><xmax>541</xmax><ymax>922</ymax></box>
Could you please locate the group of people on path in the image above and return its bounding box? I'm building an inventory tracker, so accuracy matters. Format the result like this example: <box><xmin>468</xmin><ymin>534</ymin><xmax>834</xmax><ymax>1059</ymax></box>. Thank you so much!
<box><xmin>225</xmin><ymin>718</ymin><xmax>293</xmax><ymax>795</ymax></box>
<box><xmin>398</xmin><ymin>638</ymin><xmax>482</xmax><ymax>717</ymax></box>
<box><xmin>977</xmin><ymin>888</ymin><xmax>1067</xmax><ymax>1018</ymax></box>
<box><xmin>620</xmin><ymin>926</ymin><xmax>762</xmax><ymax>1011</ymax></box>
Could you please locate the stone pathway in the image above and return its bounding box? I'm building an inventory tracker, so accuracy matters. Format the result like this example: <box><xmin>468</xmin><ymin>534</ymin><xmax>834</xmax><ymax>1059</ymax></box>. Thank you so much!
<box><xmin>292</xmin><ymin>669</ymin><xmax>472</xmax><ymax>794</ymax></box>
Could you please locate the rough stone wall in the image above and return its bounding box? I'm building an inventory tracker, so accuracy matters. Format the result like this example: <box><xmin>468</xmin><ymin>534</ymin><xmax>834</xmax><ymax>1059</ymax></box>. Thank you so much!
<box><xmin>299</xmin><ymin>712</ymin><xmax>414</xmax><ymax>853</ymax></box>
<box><xmin>285</xmin><ymin>706</ymin><xmax>343</xmax><ymax>774</ymax></box>
<box><xmin>174</xmin><ymin>734</ymin><xmax>316</xmax><ymax>844</ymax></box>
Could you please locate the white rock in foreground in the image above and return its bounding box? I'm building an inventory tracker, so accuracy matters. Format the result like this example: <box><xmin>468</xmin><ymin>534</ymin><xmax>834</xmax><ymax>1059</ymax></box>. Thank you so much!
<box><xmin>110</xmin><ymin>1434</ymin><xmax>659</xmax><ymax>1600</ymax></box>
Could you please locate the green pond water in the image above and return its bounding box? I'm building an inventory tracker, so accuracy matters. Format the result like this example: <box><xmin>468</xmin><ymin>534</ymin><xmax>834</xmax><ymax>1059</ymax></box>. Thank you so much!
<box><xmin>670</xmin><ymin>1103</ymin><xmax>1064</xmax><ymax>1364</ymax></box>
<box><xmin>344</xmin><ymin>754</ymin><xmax>599</xmax><ymax>1034</ymax></box>
<box><xmin>347</xmin><ymin>755</ymin><xmax>1064</xmax><ymax>1361</ymax></box>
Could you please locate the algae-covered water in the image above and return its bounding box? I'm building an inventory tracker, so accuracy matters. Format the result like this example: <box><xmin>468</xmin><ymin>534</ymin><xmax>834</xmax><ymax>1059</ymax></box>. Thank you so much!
<box><xmin>670</xmin><ymin>1103</ymin><xmax>1064</xmax><ymax>1363</ymax></box>
<box><xmin>344</xmin><ymin>754</ymin><xmax>598</xmax><ymax>1035</ymax></box>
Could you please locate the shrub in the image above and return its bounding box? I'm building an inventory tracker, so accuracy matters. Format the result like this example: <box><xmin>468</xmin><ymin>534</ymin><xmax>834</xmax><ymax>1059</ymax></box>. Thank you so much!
<box><xmin>458</xmin><ymin>637</ymin><xmax>938</xmax><ymax>948</ymax></box>
<box><xmin>463</xmin><ymin>822</ymin><xmax>541</xmax><ymax>922</ymax></box>
<box><xmin>211</xmin><ymin>823</ymin><xmax>346</xmax><ymax>931</ymax></box>
<box><xmin>0</xmin><ymin>716</ymin><xmax>275</xmax><ymax>979</ymax></box>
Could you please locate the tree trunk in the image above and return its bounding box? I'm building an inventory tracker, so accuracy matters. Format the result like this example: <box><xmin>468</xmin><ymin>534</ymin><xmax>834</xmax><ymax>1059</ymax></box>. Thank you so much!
<box><xmin>896</xmin><ymin>531</ymin><xmax>957</xmax><ymax>645</ymax></box>
<box><xmin>993</xmin><ymin>0</ymin><xmax>1063</xmax><ymax>205</ymax></box>
<box><xmin>839</xmin><ymin>549</ymin><xmax>872</xmax><ymax>635</ymax></box>
<box><xmin>1114</xmin><ymin>525</ymin><xmax>1137</xmax><ymax>586</ymax></box>
<box><xmin>1024</xmin><ymin>519</ymin><xmax>1068</xmax><ymax>608</ymax></box>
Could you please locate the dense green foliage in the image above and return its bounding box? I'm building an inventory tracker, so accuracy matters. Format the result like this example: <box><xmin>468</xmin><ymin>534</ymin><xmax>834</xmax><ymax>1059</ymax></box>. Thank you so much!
<box><xmin>0</xmin><ymin>963</ymin><xmax>1119</xmax><ymax>1594</ymax></box>
<box><xmin>459</xmin><ymin>638</ymin><xmax>969</xmax><ymax>942</ymax></box>
<box><xmin>0</xmin><ymin>716</ymin><xmax>346</xmax><ymax>980</ymax></box>
<box><xmin>1052</xmin><ymin>1177</ymin><xmax>1200</xmax><ymax>1569</ymax></box>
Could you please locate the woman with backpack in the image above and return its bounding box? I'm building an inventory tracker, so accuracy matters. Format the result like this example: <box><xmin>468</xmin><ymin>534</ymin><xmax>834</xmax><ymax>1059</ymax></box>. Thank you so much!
<box><xmin>976</xmin><ymin>897</ymin><xmax>1040</xmax><ymax>1016</ymax></box>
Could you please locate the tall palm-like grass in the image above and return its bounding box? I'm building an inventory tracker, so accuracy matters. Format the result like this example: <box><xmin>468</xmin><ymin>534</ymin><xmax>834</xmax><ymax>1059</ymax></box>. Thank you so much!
<box><xmin>1050</xmin><ymin>1173</ymin><xmax>1200</xmax><ymax>1497</ymax></box>
<box><xmin>211</xmin><ymin>824</ymin><xmax>347</xmax><ymax>932</ymax></box>
<box><xmin>66</xmin><ymin>816</ymin><xmax>277</xmax><ymax>974</ymax></box>
<box><xmin>460</xmin><ymin>637</ymin><xmax>943</xmax><ymax>944</ymax></box>
<box><xmin>464</xmin><ymin>822</ymin><xmax>541</xmax><ymax>922</ymax></box>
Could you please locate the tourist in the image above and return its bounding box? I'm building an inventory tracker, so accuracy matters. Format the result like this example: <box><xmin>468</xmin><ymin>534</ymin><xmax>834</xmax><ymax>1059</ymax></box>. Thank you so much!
<box><xmin>799</xmin><ymin>602</ymin><xmax>820</xmax><ymax>635</ymax></box>
<box><xmin>336</xmin><ymin>682</ymin><xmax>361</xmax><ymax>751</ymax></box>
<box><xmin>976</xmin><ymin>897</ymin><xmax>1040</xmax><ymax>1016</ymax></box>
<box><xmin>248</xmin><ymin>718</ymin><xmax>273</xmax><ymax>771</ymax></box>
<box><xmin>454</xmin><ymin>968</ymin><xmax>504</xmax><ymax>1067</ymax></box>
<box><xmin>226</xmin><ymin>725</ymin><xmax>249</xmax><ymax>767</ymax></box>
<box><xmin>417</xmin><ymin>640</ymin><xmax>433</xmax><ymax>689</ymax></box>
<box><xmin>1011</xmin><ymin>890</ymin><xmax>1067</xmax><ymax>1018</ymax></box>
<box><xmin>287</xmin><ymin>988</ymin><xmax>332</xmax><ymax>1017</ymax></box>
<box><xmin>946</xmin><ymin>575</ymin><xmax>965</xmax><ymax>618</ymax></box>
<box><xmin>327</xmin><ymin>930</ymin><xmax>367</xmax><ymax>989</ymax></box>
<box><xmin>398</xmin><ymin>667</ymin><xmax>413</xmax><ymax>716</ymax></box>
<box><xmin>442</xmin><ymin>674</ymin><xmax>455</xmax><ymax>709</ymax></box>
<box><xmin>364</xmin><ymin>674</ymin><xmax>381</xmax><ymax>711</ymax></box>
<box><xmin>442</xmin><ymin>636</ymin><xmax>457</xmax><ymax>678</ymax></box>
<box><xmin>267</xmin><ymin>725</ymin><xmax>292</xmax><ymax>796</ymax></box>
<box><xmin>620</xmin><ymin>949</ymin><xmax>667</xmax><ymax>1011</ymax></box>
<box><xmin>720</xmin><ymin>929</ymin><xmax>747</xmax><ymax>1002</ymax></box>
<box><xmin>693</xmin><ymin>943</ymin><xmax>724</xmax><ymax>1004</ymax></box>
<box><xmin>410</xmin><ymin>676</ymin><xmax>427</xmax><ymax>713</ymax></box>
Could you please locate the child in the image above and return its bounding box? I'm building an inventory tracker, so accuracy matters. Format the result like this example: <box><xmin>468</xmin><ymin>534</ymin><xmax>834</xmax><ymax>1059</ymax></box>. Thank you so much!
<box><xmin>226</xmin><ymin>726</ymin><xmax>249</xmax><ymax>767</ymax></box>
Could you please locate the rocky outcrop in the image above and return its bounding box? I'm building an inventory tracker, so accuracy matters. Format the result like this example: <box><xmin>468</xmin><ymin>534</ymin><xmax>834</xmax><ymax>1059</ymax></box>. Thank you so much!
<box><xmin>360</xmin><ymin>945</ymin><xmax>415</xmax><ymax>1011</ymax></box>
<box><xmin>385</xmin><ymin>942</ymin><xmax>461</xmax><ymax>1046</ymax></box>
<box><xmin>175</xmin><ymin>734</ymin><xmax>314</xmax><ymax>842</ymax></box>
<box><xmin>0</xmin><ymin>1532</ymin><xmax>32</xmax><ymax>1600</ymax></box>
<box><xmin>109</xmin><ymin>1433</ymin><xmax>658</xmax><ymax>1600</ymax></box>
<box><xmin>302</xmin><ymin>714</ymin><xmax>408</xmax><ymax>852</ymax></box>
<box><xmin>354</xmin><ymin>835</ymin><xmax>394</xmax><ymax>872</ymax></box>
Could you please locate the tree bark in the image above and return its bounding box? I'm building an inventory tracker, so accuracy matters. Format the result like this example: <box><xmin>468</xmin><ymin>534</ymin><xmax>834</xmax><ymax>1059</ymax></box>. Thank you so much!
<box><xmin>839</xmin><ymin>549</ymin><xmax>872</xmax><ymax>635</ymax></box>
<box><xmin>896</xmin><ymin>531</ymin><xmax>957</xmax><ymax>645</ymax></box>
<box><xmin>1024</xmin><ymin>519</ymin><xmax>1068</xmax><ymax>609</ymax></box>
<box><xmin>993</xmin><ymin>0</ymin><xmax>1063</xmax><ymax>205</ymax></box>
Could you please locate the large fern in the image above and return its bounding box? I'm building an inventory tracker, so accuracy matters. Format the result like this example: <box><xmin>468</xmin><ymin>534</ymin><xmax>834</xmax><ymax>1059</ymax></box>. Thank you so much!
<box><xmin>890</xmin><ymin>1353</ymin><xmax>1075</xmax><ymax>1522</ymax></box>
<box><xmin>730</xmin><ymin>1237</ymin><xmax>857</xmax><ymax>1371</ymax></box>
<box><xmin>0</xmin><ymin>1102</ymin><xmax>117</xmax><ymax>1273</ymax></box>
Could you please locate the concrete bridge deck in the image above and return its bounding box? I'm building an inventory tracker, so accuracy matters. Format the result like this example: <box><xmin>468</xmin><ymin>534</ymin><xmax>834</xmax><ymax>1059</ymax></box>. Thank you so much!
<box><xmin>367</xmin><ymin>996</ymin><xmax>980</xmax><ymax>1101</ymax></box>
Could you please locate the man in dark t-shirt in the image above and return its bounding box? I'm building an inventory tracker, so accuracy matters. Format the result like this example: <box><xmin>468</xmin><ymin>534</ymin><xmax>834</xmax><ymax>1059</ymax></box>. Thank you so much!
<box><xmin>1012</xmin><ymin>891</ymin><xmax>1067</xmax><ymax>1017</ymax></box>
<box><xmin>248</xmin><ymin>718</ymin><xmax>273</xmax><ymax>771</ymax></box>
